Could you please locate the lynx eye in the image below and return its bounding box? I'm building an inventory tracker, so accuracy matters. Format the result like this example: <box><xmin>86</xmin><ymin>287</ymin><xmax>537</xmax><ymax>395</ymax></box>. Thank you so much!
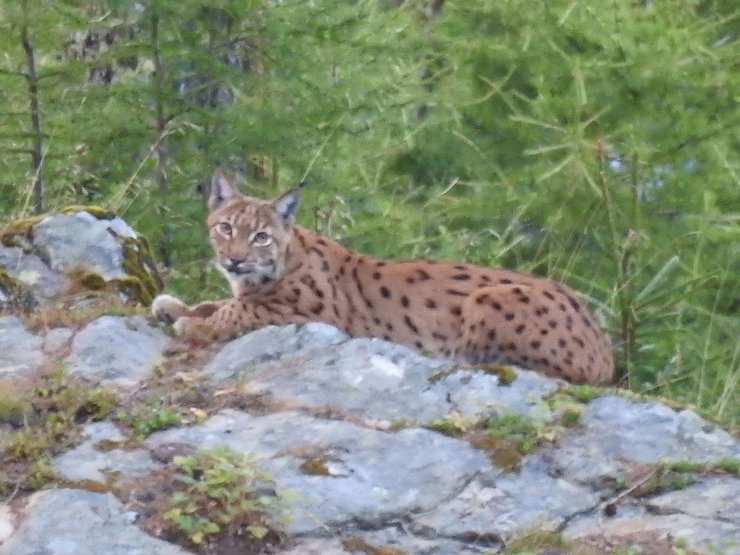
<box><xmin>216</xmin><ymin>222</ymin><xmax>233</xmax><ymax>237</ymax></box>
<box><xmin>251</xmin><ymin>231</ymin><xmax>272</xmax><ymax>246</ymax></box>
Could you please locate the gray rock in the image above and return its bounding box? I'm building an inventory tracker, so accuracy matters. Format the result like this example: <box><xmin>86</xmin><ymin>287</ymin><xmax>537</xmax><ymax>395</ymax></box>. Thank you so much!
<box><xmin>0</xmin><ymin>489</ymin><xmax>191</xmax><ymax>555</ymax></box>
<box><xmin>53</xmin><ymin>421</ymin><xmax>162</xmax><ymax>485</ymax></box>
<box><xmin>65</xmin><ymin>315</ymin><xmax>168</xmax><ymax>386</ymax></box>
<box><xmin>146</xmin><ymin>409</ymin><xmax>492</xmax><ymax>533</ymax></box>
<box><xmin>647</xmin><ymin>476</ymin><xmax>740</xmax><ymax>523</ymax></box>
<box><xmin>43</xmin><ymin>327</ymin><xmax>74</xmax><ymax>353</ymax></box>
<box><xmin>32</xmin><ymin>212</ymin><xmax>137</xmax><ymax>281</ymax></box>
<box><xmin>436</xmin><ymin>366</ymin><xmax>560</xmax><ymax>420</ymax></box>
<box><xmin>541</xmin><ymin>396</ymin><xmax>739</xmax><ymax>484</ymax></box>
<box><xmin>227</xmin><ymin>329</ymin><xmax>557</xmax><ymax>424</ymax></box>
<box><xmin>0</xmin><ymin>315</ymin><xmax>44</xmax><ymax>375</ymax></box>
<box><xmin>0</xmin><ymin>506</ymin><xmax>13</xmax><ymax>545</ymax></box>
<box><xmin>0</xmin><ymin>245</ymin><xmax>67</xmax><ymax>303</ymax></box>
<box><xmin>564</xmin><ymin>510</ymin><xmax>739</xmax><ymax>555</ymax></box>
<box><xmin>412</xmin><ymin>458</ymin><xmax>598</xmax><ymax>543</ymax></box>
<box><xmin>205</xmin><ymin>322</ymin><xmax>348</xmax><ymax>379</ymax></box>
<box><xmin>241</xmin><ymin>337</ymin><xmax>451</xmax><ymax>422</ymax></box>
<box><xmin>358</xmin><ymin>527</ymin><xmax>496</xmax><ymax>555</ymax></box>
<box><xmin>276</xmin><ymin>538</ymin><xmax>347</xmax><ymax>555</ymax></box>
<box><xmin>279</xmin><ymin>531</ymin><xmax>490</xmax><ymax>555</ymax></box>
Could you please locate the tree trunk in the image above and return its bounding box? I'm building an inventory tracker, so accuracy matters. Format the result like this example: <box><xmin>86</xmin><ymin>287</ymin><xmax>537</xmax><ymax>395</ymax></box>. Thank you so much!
<box><xmin>20</xmin><ymin>0</ymin><xmax>43</xmax><ymax>214</ymax></box>
<box><xmin>151</xmin><ymin>10</ymin><xmax>171</xmax><ymax>268</ymax></box>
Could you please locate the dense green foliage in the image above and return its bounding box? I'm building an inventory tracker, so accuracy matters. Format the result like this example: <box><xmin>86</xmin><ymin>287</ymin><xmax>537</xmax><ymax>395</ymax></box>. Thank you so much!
<box><xmin>0</xmin><ymin>0</ymin><xmax>737</xmax><ymax>423</ymax></box>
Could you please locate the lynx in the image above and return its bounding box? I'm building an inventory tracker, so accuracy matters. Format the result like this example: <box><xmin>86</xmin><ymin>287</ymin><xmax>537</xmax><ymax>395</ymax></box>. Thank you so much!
<box><xmin>152</xmin><ymin>171</ymin><xmax>615</xmax><ymax>384</ymax></box>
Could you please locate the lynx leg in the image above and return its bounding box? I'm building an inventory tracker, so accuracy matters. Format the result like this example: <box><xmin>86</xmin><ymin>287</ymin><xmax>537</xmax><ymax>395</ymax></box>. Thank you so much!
<box><xmin>172</xmin><ymin>299</ymin><xmax>251</xmax><ymax>342</ymax></box>
<box><xmin>152</xmin><ymin>294</ymin><xmax>191</xmax><ymax>324</ymax></box>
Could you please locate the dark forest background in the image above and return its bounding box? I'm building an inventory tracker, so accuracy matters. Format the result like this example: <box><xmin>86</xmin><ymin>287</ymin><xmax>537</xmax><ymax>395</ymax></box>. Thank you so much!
<box><xmin>1</xmin><ymin>0</ymin><xmax>737</xmax><ymax>423</ymax></box>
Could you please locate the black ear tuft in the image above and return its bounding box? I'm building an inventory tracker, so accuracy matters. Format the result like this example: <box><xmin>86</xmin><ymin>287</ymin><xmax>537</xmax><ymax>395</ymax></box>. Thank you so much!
<box><xmin>273</xmin><ymin>189</ymin><xmax>300</xmax><ymax>226</ymax></box>
<box><xmin>208</xmin><ymin>169</ymin><xmax>236</xmax><ymax>211</ymax></box>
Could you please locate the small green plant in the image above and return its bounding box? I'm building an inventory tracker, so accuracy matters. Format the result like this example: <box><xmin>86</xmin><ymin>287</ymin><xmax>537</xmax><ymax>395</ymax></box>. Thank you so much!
<box><xmin>163</xmin><ymin>445</ymin><xmax>280</xmax><ymax>547</ymax></box>
<box><xmin>0</xmin><ymin>370</ymin><xmax>118</xmax><ymax>497</ymax></box>
<box><xmin>0</xmin><ymin>394</ymin><xmax>29</xmax><ymax>426</ymax></box>
<box><xmin>123</xmin><ymin>407</ymin><xmax>183</xmax><ymax>437</ymax></box>
<box><xmin>560</xmin><ymin>405</ymin><xmax>583</xmax><ymax>427</ymax></box>
<box><xmin>715</xmin><ymin>458</ymin><xmax>740</xmax><ymax>475</ymax></box>
<box><xmin>423</xmin><ymin>415</ymin><xmax>473</xmax><ymax>437</ymax></box>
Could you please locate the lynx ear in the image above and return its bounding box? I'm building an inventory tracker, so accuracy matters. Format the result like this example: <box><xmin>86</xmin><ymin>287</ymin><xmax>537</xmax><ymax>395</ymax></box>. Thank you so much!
<box><xmin>272</xmin><ymin>189</ymin><xmax>300</xmax><ymax>226</ymax></box>
<box><xmin>208</xmin><ymin>169</ymin><xmax>237</xmax><ymax>211</ymax></box>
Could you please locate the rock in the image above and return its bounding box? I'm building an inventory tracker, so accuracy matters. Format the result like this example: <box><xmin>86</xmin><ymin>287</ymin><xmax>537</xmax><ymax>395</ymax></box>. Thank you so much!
<box><xmin>0</xmin><ymin>246</ymin><xmax>65</xmax><ymax>308</ymax></box>
<box><xmin>276</xmin><ymin>538</ymin><xmax>347</xmax><ymax>555</ymax></box>
<box><xmin>213</xmin><ymin>325</ymin><xmax>558</xmax><ymax>424</ymax></box>
<box><xmin>53</xmin><ymin>421</ymin><xmax>162</xmax><ymax>486</ymax></box>
<box><xmin>564</xmin><ymin>510</ymin><xmax>739</xmax><ymax>555</ymax></box>
<box><xmin>0</xmin><ymin>315</ymin><xmax>44</xmax><ymax>375</ymax></box>
<box><xmin>205</xmin><ymin>322</ymin><xmax>348</xmax><ymax>379</ymax></box>
<box><xmin>1</xmin><ymin>318</ymin><xmax>738</xmax><ymax>555</ymax></box>
<box><xmin>42</xmin><ymin>327</ymin><xmax>74</xmax><ymax>353</ymax></box>
<box><xmin>0</xmin><ymin>209</ymin><xmax>162</xmax><ymax>306</ymax></box>
<box><xmin>646</xmin><ymin>476</ymin><xmax>740</xmax><ymax>523</ymax></box>
<box><xmin>0</xmin><ymin>489</ymin><xmax>191</xmax><ymax>555</ymax></box>
<box><xmin>0</xmin><ymin>506</ymin><xmax>13</xmax><ymax>545</ymax></box>
<box><xmin>541</xmin><ymin>396</ymin><xmax>740</xmax><ymax>485</ymax></box>
<box><xmin>411</xmin><ymin>458</ymin><xmax>598</xmax><ymax>544</ymax></box>
<box><xmin>65</xmin><ymin>315</ymin><xmax>168</xmax><ymax>386</ymax></box>
<box><xmin>146</xmin><ymin>409</ymin><xmax>493</xmax><ymax>533</ymax></box>
<box><xmin>33</xmin><ymin>212</ymin><xmax>137</xmax><ymax>281</ymax></box>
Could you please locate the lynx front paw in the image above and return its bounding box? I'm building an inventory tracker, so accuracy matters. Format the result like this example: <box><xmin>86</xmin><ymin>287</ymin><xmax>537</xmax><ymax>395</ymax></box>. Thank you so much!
<box><xmin>151</xmin><ymin>294</ymin><xmax>190</xmax><ymax>324</ymax></box>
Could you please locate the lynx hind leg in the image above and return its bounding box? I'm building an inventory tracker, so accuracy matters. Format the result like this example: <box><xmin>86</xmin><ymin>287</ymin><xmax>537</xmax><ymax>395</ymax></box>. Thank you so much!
<box><xmin>459</xmin><ymin>284</ymin><xmax>611</xmax><ymax>384</ymax></box>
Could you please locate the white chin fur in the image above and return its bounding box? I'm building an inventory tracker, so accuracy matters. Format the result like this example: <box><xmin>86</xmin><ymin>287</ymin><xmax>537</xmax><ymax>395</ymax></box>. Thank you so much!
<box><xmin>216</xmin><ymin>264</ymin><xmax>269</xmax><ymax>296</ymax></box>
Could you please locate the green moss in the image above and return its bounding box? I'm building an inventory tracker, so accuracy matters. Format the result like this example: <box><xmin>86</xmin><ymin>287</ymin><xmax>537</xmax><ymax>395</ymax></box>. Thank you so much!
<box><xmin>424</xmin><ymin>417</ymin><xmax>470</xmax><ymax>437</ymax></box>
<box><xmin>503</xmin><ymin>531</ymin><xmax>566</xmax><ymax>554</ymax></box>
<box><xmin>484</xmin><ymin>414</ymin><xmax>539</xmax><ymax>455</ymax></box>
<box><xmin>299</xmin><ymin>457</ymin><xmax>332</xmax><ymax>476</ymax></box>
<box><xmin>715</xmin><ymin>458</ymin><xmax>740</xmax><ymax>475</ymax></box>
<box><xmin>476</xmin><ymin>363</ymin><xmax>518</xmax><ymax>385</ymax></box>
<box><xmin>0</xmin><ymin>215</ymin><xmax>44</xmax><ymax>248</ymax></box>
<box><xmin>61</xmin><ymin>205</ymin><xmax>116</xmax><ymax>220</ymax></box>
<box><xmin>460</xmin><ymin>414</ymin><xmax>545</xmax><ymax>471</ymax></box>
<box><xmin>469</xmin><ymin>431</ymin><xmax>525</xmax><ymax>471</ymax></box>
<box><xmin>120</xmin><ymin>234</ymin><xmax>163</xmax><ymax>306</ymax></box>
<box><xmin>72</xmin><ymin>234</ymin><xmax>164</xmax><ymax>306</ymax></box>
<box><xmin>76</xmin><ymin>271</ymin><xmax>108</xmax><ymax>291</ymax></box>
<box><xmin>560</xmin><ymin>405</ymin><xmax>583</xmax><ymax>427</ymax></box>
<box><xmin>668</xmin><ymin>461</ymin><xmax>707</xmax><ymax>473</ymax></box>
<box><xmin>665</xmin><ymin>458</ymin><xmax>740</xmax><ymax>476</ymax></box>
<box><xmin>565</xmin><ymin>384</ymin><xmax>604</xmax><ymax>403</ymax></box>
<box><xmin>0</xmin><ymin>267</ymin><xmax>37</xmax><ymax>313</ymax></box>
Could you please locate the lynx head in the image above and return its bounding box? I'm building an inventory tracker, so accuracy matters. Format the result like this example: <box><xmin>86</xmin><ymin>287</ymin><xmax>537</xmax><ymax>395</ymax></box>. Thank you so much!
<box><xmin>206</xmin><ymin>170</ymin><xmax>299</xmax><ymax>295</ymax></box>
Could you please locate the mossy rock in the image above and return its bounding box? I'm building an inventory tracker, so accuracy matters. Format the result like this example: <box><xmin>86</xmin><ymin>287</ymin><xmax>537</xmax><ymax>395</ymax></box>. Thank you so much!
<box><xmin>0</xmin><ymin>206</ymin><xmax>163</xmax><ymax>307</ymax></box>
<box><xmin>0</xmin><ymin>267</ymin><xmax>38</xmax><ymax>313</ymax></box>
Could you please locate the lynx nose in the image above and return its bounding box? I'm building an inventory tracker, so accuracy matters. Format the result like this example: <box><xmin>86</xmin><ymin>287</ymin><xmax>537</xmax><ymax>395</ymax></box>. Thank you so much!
<box><xmin>223</xmin><ymin>256</ymin><xmax>246</xmax><ymax>273</ymax></box>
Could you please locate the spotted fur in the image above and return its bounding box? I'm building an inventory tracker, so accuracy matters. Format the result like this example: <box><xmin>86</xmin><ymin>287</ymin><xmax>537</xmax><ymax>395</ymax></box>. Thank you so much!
<box><xmin>152</xmin><ymin>171</ymin><xmax>615</xmax><ymax>385</ymax></box>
